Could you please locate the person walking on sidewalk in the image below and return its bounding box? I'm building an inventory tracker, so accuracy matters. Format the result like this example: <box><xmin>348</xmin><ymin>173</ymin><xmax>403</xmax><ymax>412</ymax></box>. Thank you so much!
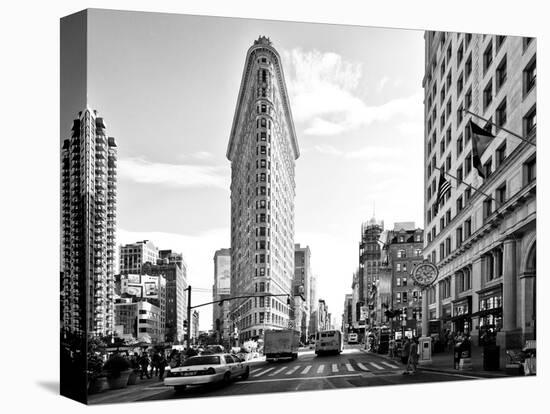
<box><xmin>158</xmin><ymin>353</ymin><xmax>167</xmax><ymax>380</ymax></box>
<box><xmin>138</xmin><ymin>352</ymin><xmax>151</xmax><ymax>380</ymax></box>
<box><xmin>401</xmin><ymin>337</ymin><xmax>411</xmax><ymax>365</ymax></box>
<box><xmin>406</xmin><ymin>337</ymin><xmax>419</xmax><ymax>374</ymax></box>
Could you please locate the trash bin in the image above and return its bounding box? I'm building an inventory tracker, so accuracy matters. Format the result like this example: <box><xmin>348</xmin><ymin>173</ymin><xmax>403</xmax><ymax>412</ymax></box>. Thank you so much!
<box><xmin>483</xmin><ymin>345</ymin><xmax>500</xmax><ymax>371</ymax></box>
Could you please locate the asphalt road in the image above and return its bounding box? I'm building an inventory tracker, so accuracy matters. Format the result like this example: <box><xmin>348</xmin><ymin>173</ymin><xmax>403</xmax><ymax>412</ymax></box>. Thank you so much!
<box><xmin>133</xmin><ymin>345</ymin><xmax>479</xmax><ymax>402</ymax></box>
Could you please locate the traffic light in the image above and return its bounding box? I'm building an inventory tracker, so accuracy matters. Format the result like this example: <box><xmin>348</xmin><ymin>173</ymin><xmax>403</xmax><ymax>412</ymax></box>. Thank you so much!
<box><xmin>286</xmin><ymin>295</ymin><xmax>291</xmax><ymax>306</ymax></box>
<box><xmin>183</xmin><ymin>320</ymin><xmax>188</xmax><ymax>329</ymax></box>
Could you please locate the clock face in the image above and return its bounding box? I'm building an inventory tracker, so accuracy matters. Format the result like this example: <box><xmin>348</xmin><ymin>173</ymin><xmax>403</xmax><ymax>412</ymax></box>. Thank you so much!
<box><xmin>412</xmin><ymin>263</ymin><xmax>438</xmax><ymax>287</ymax></box>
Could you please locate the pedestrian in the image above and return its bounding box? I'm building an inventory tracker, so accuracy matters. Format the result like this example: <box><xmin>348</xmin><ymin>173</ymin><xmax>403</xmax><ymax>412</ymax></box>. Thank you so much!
<box><xmin>151</xmin><ymin>352</ymin><xmax>160</xmax><ymax>377</ymax></box>
<box><xmin>401</xmin><ymin>337</ymin><xmax>410</xmax><ymax>365</ymax></box>
<box><xmin>139</xmin><ymin>352</ymin><xmax>151</xmax><ymax>379</ymax></box>
<box><xmin>406</xmin><ymin>337</ymin><xmax>419</xmax><ymax>374</ymax></box>
<box><xmin>158</xmin><ymin>353</ymin><xmax>167</xmax><ymax>380</ymax></box>
<box><xmin>453</xmin><ymin>335</ymin><xmax>463</xmax><ymax>369</ymax></box>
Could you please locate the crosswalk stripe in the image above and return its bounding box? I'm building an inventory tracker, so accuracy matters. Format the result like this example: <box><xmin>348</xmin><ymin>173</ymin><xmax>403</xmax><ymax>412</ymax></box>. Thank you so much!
<box><xmin>345</xmin><ymin>363</ymin><xmax>355</xmax><ymax>372</ymax></box>
<box><xmin>301</xmin><ymin>365</ymin><xmax>312</xmax><ymax>374</ymax></box>
<box><xmin>269</xmin><ymin>367</ymin><xmax>287</xmax><ymax>376</ymax></box>
<box><xmin>381</xmin><ymin>361</ymin><xmax>399</xmax><ymax>369</ymax></box>
<box><xmin>253</xmin><ymin>367</ymin><xmax>275</xmax><ymax>377</ymax></box>
<box><xmin>251</xmin><ymin>368</ymin><xmax>263</xmax><ymax>374</ymax></box>
<box><xmin>285</xmin><ymin>366</ymin><xmax>301</xmax><ymax>375</ymax></box>
<box><xmin>357</xmin><ymin>363</ymin><xmax>370</xmax><ymax>371</ymax></box>
<box><xmin>316</xmin><ymin>364</ymin><xmax>325</xmax><ymax>374</ymax></box>
<box><xmin>332</xmin><ymin>364</ymin><xmax>339</xmax><ymax>373</ymax></box>
<box><xmin>369</xmin><ymin>362</ymin><xmax>384</xmax><ymax>370</ymax></box>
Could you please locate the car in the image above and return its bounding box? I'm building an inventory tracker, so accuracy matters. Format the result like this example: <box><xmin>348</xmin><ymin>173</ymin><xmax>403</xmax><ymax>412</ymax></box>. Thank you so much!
<box><xmin>164</xmin><ymin>353</ymin><xmax>250</xmax><ymax>392</ymax></box>
<box><xmin>308</xmin><ymin>339</ymin><xmax>316</xmax><ymax>349</ymax></box>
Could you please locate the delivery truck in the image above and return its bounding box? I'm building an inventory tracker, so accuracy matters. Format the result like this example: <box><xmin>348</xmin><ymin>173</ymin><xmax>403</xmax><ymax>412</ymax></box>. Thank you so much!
<box><xmin>264</xmin><ymin>329</ymin><xmax>300</xmax><ymax>362</ymax></box>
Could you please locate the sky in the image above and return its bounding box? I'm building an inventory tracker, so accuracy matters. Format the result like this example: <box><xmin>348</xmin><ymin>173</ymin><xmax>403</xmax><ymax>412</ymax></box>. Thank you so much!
<box><xmin>77</xmin><ymin>9</ymin><xmax>426</xmax><ymax>331</ymax></box>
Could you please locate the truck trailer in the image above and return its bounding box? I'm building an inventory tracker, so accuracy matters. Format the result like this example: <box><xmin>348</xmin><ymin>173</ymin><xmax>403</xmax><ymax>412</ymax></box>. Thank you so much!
<box><xmin>263</xmin><ymin>329</ymin><xmax>300</xmax><ymax>362</ymax></box>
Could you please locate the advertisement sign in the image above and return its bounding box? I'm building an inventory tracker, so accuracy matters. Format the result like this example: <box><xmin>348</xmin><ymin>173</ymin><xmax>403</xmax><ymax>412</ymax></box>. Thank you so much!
<box><xmin>127</xmin><ymin>274</ymin><xmax>141</xmax><ymax>284</ymax></box>
<box><xmin>126</xmin><ymin>285</ymin><xmax>143</xmax><ymax>297</ymax></box>
<box><xmin>144</xmin><ymin>281</ymin><xmax>158</xmax><ymax>297</ymax></box>
<box><xmin>217</xmin><ymin>255</ymin><xmax>231</xmax><ymax>295</ymax></box>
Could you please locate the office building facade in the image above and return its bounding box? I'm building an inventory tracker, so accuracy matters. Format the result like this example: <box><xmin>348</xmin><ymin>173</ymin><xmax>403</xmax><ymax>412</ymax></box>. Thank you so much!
<box><xmin>119</xmin><ymin>240</ymin><xmax>159</xmax><ymax>275</ymax></box>
<box><xmin>227</xmin><ymin>36</ymin><xmax>300</xmax><ymax>342</ymax></box>
<box><xmin>213</xmin><ymin>248</ymin><xmax>231</xmax><ymax>345</ymax></box>
<box><xmin>422</xmin><ymin>32</ymin><xmax>536</xmax><ymax>361</ymax></box>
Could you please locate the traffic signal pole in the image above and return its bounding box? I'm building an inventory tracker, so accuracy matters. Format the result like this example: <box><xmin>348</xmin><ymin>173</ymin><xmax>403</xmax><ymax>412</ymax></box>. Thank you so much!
<box><xmin>186</xmin><ymin>286</ymin><xmax>192</xmax><ymax>348</ymax></box>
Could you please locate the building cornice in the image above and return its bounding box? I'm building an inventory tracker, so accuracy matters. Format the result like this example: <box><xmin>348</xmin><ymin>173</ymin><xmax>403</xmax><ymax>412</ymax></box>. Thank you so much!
<box><xmin>227</xmin><ymin>40</ymin><xmax>299</xmax><ymax>161</ymax></box>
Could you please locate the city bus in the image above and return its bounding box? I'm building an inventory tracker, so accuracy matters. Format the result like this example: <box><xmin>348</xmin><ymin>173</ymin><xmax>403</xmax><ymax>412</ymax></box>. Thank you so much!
<box><xmin>347</xmin><ymin>333</ymin><xmax>358</xmax><ymax>344</ymax></box>
<box><xmin>315</xmin><ymin>330</ymin><xmax>343</xmax><ymax>355</ymax></box>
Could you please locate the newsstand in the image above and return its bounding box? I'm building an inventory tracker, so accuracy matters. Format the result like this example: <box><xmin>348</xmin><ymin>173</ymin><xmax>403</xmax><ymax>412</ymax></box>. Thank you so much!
<box><xmin>483</xmin><ymin>345</ymin><xmax>500</xmax><ymax>371</ymax></box>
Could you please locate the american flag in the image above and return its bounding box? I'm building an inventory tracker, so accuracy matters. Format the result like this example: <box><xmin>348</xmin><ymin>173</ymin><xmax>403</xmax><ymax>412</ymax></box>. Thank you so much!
<box><xmin>436</xmin><ymin>168</ymin><xmax>451</xmax><ymax>206</ymax></box>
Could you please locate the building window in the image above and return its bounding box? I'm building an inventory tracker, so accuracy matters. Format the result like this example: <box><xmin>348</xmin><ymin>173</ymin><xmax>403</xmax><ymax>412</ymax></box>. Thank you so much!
<box><xmin>396</xmin><ymin>277</ymin><xmax>401</xmax><ymax>287</ymax></box>
<box><xmin>523</xmin><ymin>105</ymin><xmax>537</xmax><ymax>138</ymax></box>
<box><xmin>465</xmin><ymin>187</ymin><xmax>471</xmax><ymax>201</ymax></box>
<box><xmin>456</xmin><ymin>226</ymin><xmax>463</xmax><ymax>247</ymax></box>
<box><xmin>440</xmin><ymin>58</ymin><xmax>446</xmax><ymax>80</ymax></box>
<box><xmin>457</xmin><ymin>104</ymin><xmax>464</xmax><ymax>125</ymax></box>
<box><xmin>440</xmin><ymin>85</ymin><xmax>446</xmax><ymax>106</ymax></box>
<box><xmin>447</xmin><ymin>43</ymin><xmax>452</xmax><ymax>62</ymax></box>
<box><xmin>446</xmin><ymin>72</ymin><xmax>452</xmax><ymax>90</ymax></box>
<box><xmin>465</xmin><ymin>54</ymin><xmax>472</xmax><ymax>79</ymax></box>
<box><xmin>486</xmin><ymin>254</ymin><xmax>495</xmax><ymax>281</ymax></box>
<box><xmin>465</xmin><ymin>33</ymin><xmax>472</xmax><ymax>48</ymax></box>
<box><xmin>523</xmin><ymin>156</ymin><xmax>536</xmax><ymax>185</ymax></box>
<box><xmin>446</xmin><ymin>100</ymin><xmax>452</xmax><ymax>118</ymax></box>
<box><xmin>446</xmin><ymin>154</ymin><xmax>451</xmax><ymax>171</ymax></box>
<box><xmin>496</xmin><ymin>35</ymin><xmax>506</xmax><ymax>50</ymax></box>
<box><xmin>496</xmin><ymin>98</ymin><xmax>507</xmax><ymax>130</ymax></box>
<box><xmin>456</xmin><ymin>195</ymin><xmax>463</xmax><ymax>212</ymax></box>
<box><xmin>464</xmin><ymin>217</ymin><xmax>472</xmax><ymax>238</ymax></box>
<box><xmin>397</xmin><ymin>250</ymin><xmax>406</xmax><ymax>258</ymax></box>
<box><xmin>523</xmin><ymin>55</ymin><xmax>537</xmax><ymax>96</ymax></box>
<box><xmin>483</xmin><ymin>198</ymin><xmax>493</xmax><ymax>220</ymax></box>
<box><xmin>496</xmin><ymin>182</ymin><xmax>507</xmax><ymax>207</ymax></box>
<box><xmin>523</xmin><ymin>37</ymin><xmax>534</xmax><ymax>51</ymax></box>
<box><xmin>457</xmin><ymin>134</ymin><xmax>464</xmax><ymax>155</ymax></box>
<box><xmin>439</xmin><ymin>243</ymin><xmax>445</xmax><ymax>261</ymax></box>
<box><xmin>457</xmin><ymin>41</ymin><xmax>464</xmax><ymax>65</ymax></box>
<box><xmin>464</xmin><ymin>151</ymin><xmax>472</xmax><ymax>174</ymax></box>
<box><xmin>483</xmin><ymin>158</ymin><xmax>493</xmax><ymax>178</ymax></box>
<box><xmin>496</xmin><ymin>56</ymin><xmax>507</xmax><ymax>91</ymax></box>
<box><xmin>457</xmin><ymin>166</ymin><xmax>463</xmax><ymax>184</ymax></box>
<box><xmin>483</xmin><ymin>41</ymin><xmax>493</xmax><ymax>73</ymax></box>
<box><xmin>496</xmin><ymin>141</ymin><xmax>506</xmax><ymax>168</ymax></box>
<box><xmin>483</xmin><ymin>79</ymin><xmax>493</xmax><ymax>110</ymax></box>
<box><xmin>440</xmin><ymin>137</ymin><xmax>446</xmax><ymax>155</ymax></box>
<box><xmin>465</xmin><ymin>88</ymin><xmax>472</xmax><ymax>109</ymax></box>
<box><xmin>445</xmin><ymin>210</ymin><xmax>452</xmax><ymax>227</ymax></box>
<box><xmin>457</xmin><ymin>74</ymin><xmax>464</xmax><ymax>96</ymax></box>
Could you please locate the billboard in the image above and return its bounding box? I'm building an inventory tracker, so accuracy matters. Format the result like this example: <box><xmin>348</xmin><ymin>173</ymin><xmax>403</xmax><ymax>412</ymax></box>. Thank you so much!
<box><xmin>216</xmin><ymin>255</ymin><xmax>231</xmax><ymax>295</ymax></box>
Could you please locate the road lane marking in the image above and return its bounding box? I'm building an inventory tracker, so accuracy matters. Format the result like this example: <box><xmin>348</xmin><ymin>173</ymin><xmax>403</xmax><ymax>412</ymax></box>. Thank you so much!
<box><xmin>316</xmin><ymin>364</ymin><xmax>325</xmax><ymax>374</ymax></box>
<box><xmin>369</xmin><ymin>362</ymin><xmax>384</xmax><ymax>370</ymax></box>
<box><xmin>253</xmin><ymin>367</ymin><xmax>275</xmax><ymax>377</ymax></box>
<box><xmin>237</xmin><ymin>373</ymin><xmax>363</xmax><ymax>384</ymax></box>
<box><xmin>251</xmin><ymin>368</ymin><xmax>263</xmax><ymax>374</ymax></box>
<box><xmin>345</xmin><ymin>363</ymin><xmax>354</xmax><ymax>372</ymax></box>
<box><xmin>357</xmin><ymin>363</ymin><xmax>370</xmax><ymax>371</ymax></box>
<box><xmin>269</xmin><ymin>367</ymin><xmax>287</xmax><ymax>376</ymax></box>
<box><xmin>285</xmin><ymin>366</ymin><xmax>301</xmax><ymax>375</ymax></box>
<box><xmin>381</xmin><ymin>361</ymin><xmax>399</xmax><ymax>369</ymax></box>
<box><xmin>301</xmin><ymin>365</ymin><xmax>312</xmax><ymax>374</ymax></box>
<box><xmin>332</xmin><ymin>364</ymin><xmax>339</xmax><ymax>373</ymax></box>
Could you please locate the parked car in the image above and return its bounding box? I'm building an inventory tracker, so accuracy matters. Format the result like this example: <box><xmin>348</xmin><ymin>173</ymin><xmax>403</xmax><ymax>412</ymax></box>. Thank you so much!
<box><xmin>164</xmin><ymin>354</ymin><xmax>250</xmax><ymax>393</ymax></box>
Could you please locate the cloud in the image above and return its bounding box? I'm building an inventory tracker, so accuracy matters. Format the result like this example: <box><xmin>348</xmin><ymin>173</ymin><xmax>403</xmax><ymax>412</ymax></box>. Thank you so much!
<box><xmin>377</xmin><ymin>76</ymin><xmax>390</xmax><ymax>92</ymax></box>
<box><xmin>313</xmin><ymin>144</ymin><xmax>403</xmax><ymax>160</ymax></box>
<box><xmin>282</xmin><ymin>48</ymin><xmax>422</xmax><ymax>136</ymax></box>
<box><xmin>118</xmin><ymin>157</ymin><xmax>230</xmax><ymax>190</ymax></box>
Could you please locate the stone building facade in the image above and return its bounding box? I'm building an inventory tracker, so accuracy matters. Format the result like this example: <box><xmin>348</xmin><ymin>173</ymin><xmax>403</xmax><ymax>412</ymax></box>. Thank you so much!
<box><xmin>422</xmin><ymin>31</ymin><xmax>536</xmax><ymax>363</ymax></box>
<box><xmin>227</xmin><ymin>36</ymin><xmax>299</xmax><ymax>343</ymax></box>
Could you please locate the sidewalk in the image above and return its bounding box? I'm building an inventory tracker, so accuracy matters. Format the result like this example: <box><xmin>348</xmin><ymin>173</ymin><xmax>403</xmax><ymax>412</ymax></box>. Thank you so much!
<box><xmin>359</xmin><ymin>347</ymin><xmax>513</xmax><ymax>378</ymax></box>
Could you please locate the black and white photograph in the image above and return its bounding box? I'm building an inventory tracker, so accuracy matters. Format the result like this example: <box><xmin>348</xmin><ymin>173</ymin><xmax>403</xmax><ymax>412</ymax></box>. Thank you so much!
<box><xmin>57</xmin><ymin>7</ymin><xmax>539</xmax><ymax>405</ymax></box>
<box><xmin>3</xmin><ymin>1</ymin><xmax>547</xmax><ymax>413</ymax></box>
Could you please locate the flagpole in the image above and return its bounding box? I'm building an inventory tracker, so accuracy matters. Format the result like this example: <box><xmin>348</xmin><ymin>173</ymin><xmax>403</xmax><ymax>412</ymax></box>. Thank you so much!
<box><xmin>434</xmin><ymin>165</ymin><xmax>495</xmax><ymax>201</ymax></box>
<box><xmin>463</xmin><ymin>109</ymin><xmax>536</xmax><ymax>147</ymax></box>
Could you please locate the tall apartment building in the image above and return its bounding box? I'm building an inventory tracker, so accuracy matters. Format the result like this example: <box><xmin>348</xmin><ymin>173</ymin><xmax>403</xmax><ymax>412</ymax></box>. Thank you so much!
<box><xmin>61</xmin><ymin>109</ymin><xmax>117</xmax><ymax>338</ymax></box>
<box><xmin>422</xmin><ymin>32</ymin><xmax>536</xmax><ymax>360</ymax></box>
<box><xmin>227</xmin><ymin>36</ymin><xmax>300</xmax><ymax>343</ymax></box>
<box><xmin>359</xmin><ymin>217</ymin><xmax>384</xmax><ymax>330</ymax></box>
<box><xmin>293</xmin><ymin>244</ymin><xmax>311</xmax><ymax>341</ymax></box>
<box><xmin>383</xmin><ymin>223</ymin><xmax>424</xmax><ymax>335</ymax></box>
<box><xmin>119</xmin><ymin>240</ymin><xmax>159</xmax><ymax>274</ymax></box>
<box><xmin>213</xmin><ymin>248</ymin><xmax>231</xmax><ymax>345</ymax></box>
<box><xmin>143</xmin><ymin>250</ymin><xmax>188</xmax><ymax>343</ymax></box>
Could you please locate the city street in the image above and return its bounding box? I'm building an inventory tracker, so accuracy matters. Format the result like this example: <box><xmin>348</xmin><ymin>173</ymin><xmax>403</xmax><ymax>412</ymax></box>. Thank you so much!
<box><xmin>90</xmin><ymin>345</ymin><xmax>485</xmax><ymax>404</ymax></box>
